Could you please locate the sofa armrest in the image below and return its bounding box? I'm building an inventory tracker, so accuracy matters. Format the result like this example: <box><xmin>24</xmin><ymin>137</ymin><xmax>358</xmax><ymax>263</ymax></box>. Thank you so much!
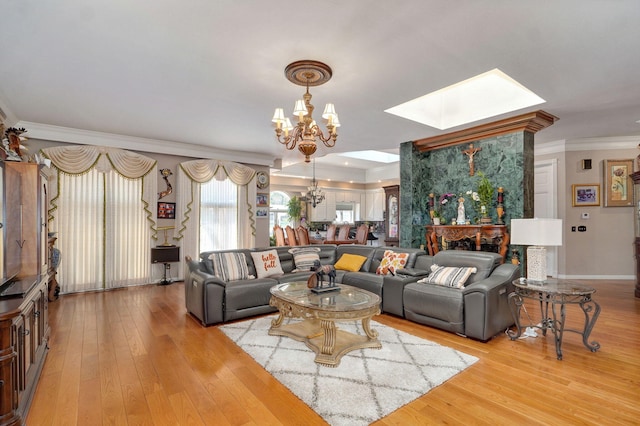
<box><xmin>461</xmin><ymin>263</ymin><xmax>520</xmax><ymax>341</ymax></box>
<box><xmin>382</xmin><ymin>273</ymin><xmax>427</xmax><ymax>317</ymax></box>
<box><xmin>395</xmin><ymin>268</ymin><xmax>430</xmax><ymax>278</ymax></box>
<box><xmin>185</xmin><ymin>268</ymin><xmax>227</xmax><ymax>325</ymax></box>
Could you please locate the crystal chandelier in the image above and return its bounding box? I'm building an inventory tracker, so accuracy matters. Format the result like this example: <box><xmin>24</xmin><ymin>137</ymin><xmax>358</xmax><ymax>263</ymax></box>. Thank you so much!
<box><xmin>272</xmin><ymin>60</ymin><xmax>340</xmax><ymax>163</ymax></box>
<box><xmin>306</xmin><ymin>159</ymin><xmax>325</xmax><ymax>208</ymax></box>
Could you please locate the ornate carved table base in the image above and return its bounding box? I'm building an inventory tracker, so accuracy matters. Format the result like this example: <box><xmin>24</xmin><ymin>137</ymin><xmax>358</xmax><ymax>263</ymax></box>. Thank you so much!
<box><xmin>507</xmin><ymin>278</ymin><xmax>601</xmax><ymax>360</ymax></box>
<box><xmin>269</xmin><ymin>282</ymin><xmax>381</xmax><ymax>367</ymax></box>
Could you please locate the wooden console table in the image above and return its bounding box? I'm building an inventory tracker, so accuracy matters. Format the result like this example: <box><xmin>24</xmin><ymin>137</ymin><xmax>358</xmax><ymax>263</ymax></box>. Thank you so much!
<box><xmin>425</xmin><ymin>224</ymin><xmax>510</xmax><ymax>262</ymax></box>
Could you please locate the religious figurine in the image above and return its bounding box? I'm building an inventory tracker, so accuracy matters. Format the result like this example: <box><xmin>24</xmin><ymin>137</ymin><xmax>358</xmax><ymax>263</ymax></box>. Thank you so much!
<box><xmin>462</xmin><ymin>143</ymin><xmax>482</xmax><ymax>176</ymax></box>
<box><xmin>456</xmin><ymin>197</ymin><xmax>466</xmax><ymax>224</ymax></box>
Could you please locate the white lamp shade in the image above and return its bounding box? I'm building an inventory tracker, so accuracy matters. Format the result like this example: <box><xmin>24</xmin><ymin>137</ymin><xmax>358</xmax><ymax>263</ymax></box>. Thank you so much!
<box><xmin>322</xmin><ymin>103</ymin><xmax>337</xmax><ymax>120</ymax></box>
<box><xmin>272</xmin><ymin>108</ymin><xmax>285</xmax><ymax>123</ymax></box>
<box><xmin>293</xmin><ymin>100</ymin><xmax>308</xmax><ymax>116</ymax></box>
<box><xmin>283</xmin><ymin>117</ymin><xmax>293</xmax><ymax>131</ymax></box>
<box><xmin>510</xmin><ymin>218</ymin><xmax>563</xmax><ymax>246</ymax></box>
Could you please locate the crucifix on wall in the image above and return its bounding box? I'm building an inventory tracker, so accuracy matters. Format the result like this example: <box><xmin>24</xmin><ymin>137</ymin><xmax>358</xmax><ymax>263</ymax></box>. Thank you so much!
<box><xmin>462</xmin><ymin>143</ymin><xmax>482</xmax><ymax>176</ymax></box>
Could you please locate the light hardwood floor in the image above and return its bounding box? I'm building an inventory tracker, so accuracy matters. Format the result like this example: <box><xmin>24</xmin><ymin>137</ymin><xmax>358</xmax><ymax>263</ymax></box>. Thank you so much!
<box><xmin>27</xmin><ymin>280</ymin><xmax>639</xmax><ymax>425</ymax></box>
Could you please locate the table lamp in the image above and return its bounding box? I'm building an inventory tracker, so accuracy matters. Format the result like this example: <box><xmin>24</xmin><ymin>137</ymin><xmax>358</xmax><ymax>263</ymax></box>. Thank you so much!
<box><xmin>510</xmin><ymin>218</ymin><xmax>563</xmax><ymax>282</ymax></box>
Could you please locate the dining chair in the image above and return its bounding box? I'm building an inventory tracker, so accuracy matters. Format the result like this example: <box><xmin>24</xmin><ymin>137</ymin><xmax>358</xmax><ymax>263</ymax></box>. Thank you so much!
<box><xmin>337</xmin><ymin>224</ymin><xmax>350</xmax><ymax>241</ymax></box>
<box><xmin>285</xmin><ymin>225</ymin><xmax>299</xmax><ymax>246</ymax></box>
<box><xmin>296</xmin><ymin>226</ymin><xmax>310</xmax><ymax>245</ymax></box>
<box><xmin>273</xmin><ymin>225</ymin><xmax>286</xmax><ymax>246</ymax></box>
<box><xmin>353</xmin><ymin>224</ymin><xmax>368</xmax><ymax>245</ymax></box>
<box><xmin>325</xmin><ymin>224</ymin><xmax>337</xmax><ymax>241</ymax></box>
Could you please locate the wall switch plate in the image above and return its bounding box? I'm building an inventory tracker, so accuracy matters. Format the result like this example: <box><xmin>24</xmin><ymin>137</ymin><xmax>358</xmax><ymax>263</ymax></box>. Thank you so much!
<box><xmin>581</xmin><ymin>212</ymin><xmax>590</xmax><ymax>219</ymax></box>
<box><xmin>572</xmin><ymin>226</ymin><xmax>576</xmax><ymax>232</ymax></box>
<box><xmin>578</xmin><ymin>226</ymin><xmax>587</xmax><ymax>232</ymax></box>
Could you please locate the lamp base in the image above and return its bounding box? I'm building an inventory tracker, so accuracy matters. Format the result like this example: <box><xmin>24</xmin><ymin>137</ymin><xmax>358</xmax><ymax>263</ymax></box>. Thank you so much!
<box><xmin>526</xmin><ymin>246</ymin><xmax>548</xmax><ymax>282</ymax></box>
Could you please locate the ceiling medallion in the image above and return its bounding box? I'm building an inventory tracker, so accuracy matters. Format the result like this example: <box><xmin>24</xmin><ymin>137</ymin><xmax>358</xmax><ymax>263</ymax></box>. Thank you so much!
<box><xmin>271</xmin><ymin>60</ymin><xmax>340</xmax><ymax>163</ymax></box>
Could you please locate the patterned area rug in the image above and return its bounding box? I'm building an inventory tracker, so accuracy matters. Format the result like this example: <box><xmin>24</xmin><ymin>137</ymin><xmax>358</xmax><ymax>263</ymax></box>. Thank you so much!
<box><xmin>220</xmin><ymin>316</ymin><xmax>478</xmax><ymax>425</ymax></box>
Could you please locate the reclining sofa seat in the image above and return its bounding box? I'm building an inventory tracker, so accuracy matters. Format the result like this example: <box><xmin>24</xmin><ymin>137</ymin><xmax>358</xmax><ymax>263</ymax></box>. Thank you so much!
<box><xmin>403</xmin><ymin>250</ymin><xmax>519</xmax><ymax>341</ymax></box>
<box><xmin>186</xmin><ymin>245</ymin><xmax>338</xmax><ymax>324</ymax></box>
<box><xmin>184</xmin><ymin>244</ymin><xmax>427</xmax><ymax>326</ymax></box>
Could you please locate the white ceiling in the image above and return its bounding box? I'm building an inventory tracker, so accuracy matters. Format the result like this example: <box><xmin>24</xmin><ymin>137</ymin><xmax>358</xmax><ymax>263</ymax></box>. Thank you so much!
<box><xmin>1</xmin><ymin>1</ymin><xmax>639</xmax><ymax>183</ymax></box>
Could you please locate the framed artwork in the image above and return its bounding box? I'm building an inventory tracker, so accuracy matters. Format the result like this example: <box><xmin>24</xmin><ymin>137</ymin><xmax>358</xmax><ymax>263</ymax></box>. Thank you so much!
<box><xmin>157</xmin><ymin>202</ymin><xmax>176</xmax><ymax>219</ymax></box>
<box><xmin>256</xmin><ymin>193</ymin><xmax>269</xmax><ymax>207</ymax></box>
<box><xmin>256</xmin><ymin>207</ymin><xmax>269</xmax><ymax>218</ymax></box>
<box><xmin>603</xmin><ymin>159</ymin><xmax>634</xmax><ymax>207</ymax></box>
<box><xmin>571</xmin><ymin>184</ymin><xmax>600</xmax><ymax>207</ymax></box>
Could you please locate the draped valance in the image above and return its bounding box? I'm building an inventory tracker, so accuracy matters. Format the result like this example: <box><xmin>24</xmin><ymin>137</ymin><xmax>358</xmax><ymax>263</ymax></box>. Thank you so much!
<box><xmin>41</xmin><ymin>145</ymin><xmax>157</xmax><ymax>178</ymax></box>
<box><xmin>180</xmin><ymin>159</ymin><xmax>256</xmax><ymax>185</ymax></box>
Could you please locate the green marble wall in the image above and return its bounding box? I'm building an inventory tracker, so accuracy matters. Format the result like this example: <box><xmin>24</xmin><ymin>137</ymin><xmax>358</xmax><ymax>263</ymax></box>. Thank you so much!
<box><xmin>399</xmin><ymin>131</ymin><xmax>534</xmax><ymax>253</ymax></box>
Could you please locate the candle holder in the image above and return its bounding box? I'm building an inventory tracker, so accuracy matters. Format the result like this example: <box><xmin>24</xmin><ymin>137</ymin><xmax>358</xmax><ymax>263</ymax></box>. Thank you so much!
<box><xmin>496</xmin><ymin>187</ymin><xmax>505</xmax><ymax>225</ymax></box>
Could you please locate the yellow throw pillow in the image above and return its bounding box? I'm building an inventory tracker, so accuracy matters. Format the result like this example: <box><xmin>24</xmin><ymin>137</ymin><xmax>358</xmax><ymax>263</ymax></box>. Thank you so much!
<box><xmin>334</xmin><ymin>253</ymin><xmax>368</xmax><ymax>272</ymax></box>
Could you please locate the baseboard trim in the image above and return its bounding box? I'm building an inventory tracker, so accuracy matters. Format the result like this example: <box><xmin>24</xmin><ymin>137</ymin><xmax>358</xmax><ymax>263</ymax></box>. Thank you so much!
<box><xmin>557</xmin><ymin>274</ymin><xmax>635</xmax><ymax>280</ymax></box>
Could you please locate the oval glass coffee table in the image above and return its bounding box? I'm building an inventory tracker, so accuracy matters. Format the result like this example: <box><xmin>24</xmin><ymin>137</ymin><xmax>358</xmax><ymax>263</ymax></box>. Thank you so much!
<box><xmin>269</xmin><ymin>282</ymin><xmax>381</xmax><ymax>367</ymax></box>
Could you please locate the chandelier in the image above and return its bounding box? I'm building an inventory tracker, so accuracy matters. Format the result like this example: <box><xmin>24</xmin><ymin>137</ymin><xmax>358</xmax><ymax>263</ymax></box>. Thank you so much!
<box><xmin>272</xmin><ymin>60</ymin><xmax>340</xmax><ymax>163</ymax></box>
<box><xmin>305</xmin><ymin>159</ymin><xmax>325</xmax><ymax>208</ymax></box>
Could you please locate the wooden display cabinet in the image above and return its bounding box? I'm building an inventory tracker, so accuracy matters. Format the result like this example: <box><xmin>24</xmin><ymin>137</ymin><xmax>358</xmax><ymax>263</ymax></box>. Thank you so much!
<box><xmin>0</xmin><ymin>162</ymin><xmax>50</xmax><ymax>425</ymax></box>
<box><xmin>383</xmin><ymin>185</ymin><xmax>399</xmax><ymax>246</ymax></box>
<box><xmin>632</xmin><ymin>171</ymin><xmax>640</xmax><ymax>298</ymax></box>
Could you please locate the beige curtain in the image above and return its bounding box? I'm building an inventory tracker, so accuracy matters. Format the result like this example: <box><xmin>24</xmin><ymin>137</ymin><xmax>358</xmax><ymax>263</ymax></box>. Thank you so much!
<box><xmin>175</xmin><ymin>159</ymin><xmax>256</xmax><ymax>277</ymax></box>
<box><xmin>41</xmin><ymin>145</ymin><xmax>158</xmax><ymax>291</ymax></box>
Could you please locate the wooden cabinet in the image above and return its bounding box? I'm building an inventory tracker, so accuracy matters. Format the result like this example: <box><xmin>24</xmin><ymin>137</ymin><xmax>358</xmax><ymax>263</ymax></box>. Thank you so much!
<box><xmin>0</xmin><ymin>161</ymin><xmax>49</xmax><ymax>425</ymax></box>
<box><xmin>0</xmin><ymin>278</ymin><xmax>49</xmax><ymax>426</ymax></box>
<box><xmin>632</xmin><ymin>171</ymin><xmax>640</xmax><ymax>298</ymax></box>
<box><xmin>383</xmin><ymin>185</ymin><xmax>399</xmax><ymax>246</ymax></box>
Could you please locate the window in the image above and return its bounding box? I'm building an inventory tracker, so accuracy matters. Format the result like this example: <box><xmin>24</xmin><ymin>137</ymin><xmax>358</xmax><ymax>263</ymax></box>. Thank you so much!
<box><xmin>199</xmin><ymin>178</ymin><xmax>238</xmax><ymax>252</ymax></box>
<box><xmin>335</xmin><ymin>202</ymin><xmax>354</xmax><ymax>223</ymax></box>
<box><xmin>269</xmin><ymin>191</ymin><xmax>291</xmax><ymax>236</ymax></box>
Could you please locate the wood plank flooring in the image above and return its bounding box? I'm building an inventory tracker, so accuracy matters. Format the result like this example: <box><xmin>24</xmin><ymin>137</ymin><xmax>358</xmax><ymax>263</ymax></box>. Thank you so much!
<box><xmin>27</xmin><ymin>280</ymin><xmax>640</xmax><ymax>425</ymax></box>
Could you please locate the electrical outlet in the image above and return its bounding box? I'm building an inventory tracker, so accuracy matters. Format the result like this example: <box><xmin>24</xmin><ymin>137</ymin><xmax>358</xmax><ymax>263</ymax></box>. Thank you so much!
<box><xmin>578</xmin><ymin>226</ymin><xmax>587</xmax><ymax>232</ymax></box>
<box><xmin>581</xmin><ymin>212</ymin><xmax>590</xmax><ymax>219</ymax></box>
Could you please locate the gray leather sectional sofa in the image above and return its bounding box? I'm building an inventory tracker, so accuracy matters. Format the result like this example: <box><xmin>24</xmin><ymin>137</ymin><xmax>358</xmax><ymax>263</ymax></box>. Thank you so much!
<box><xmin>185</xmin><ymin>244</ymin><xmax>520</xmax><ymax>341</ymax></box>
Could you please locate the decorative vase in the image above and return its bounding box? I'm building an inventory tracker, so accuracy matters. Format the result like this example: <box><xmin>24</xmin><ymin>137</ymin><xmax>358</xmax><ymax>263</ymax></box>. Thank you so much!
<box><xmin>433</xmin><ymin>217</ymin><xmax>441</xmax><ymax>225</ymax></box>
<box><xmin>496</xmin><ymin>187</ymin><xmax>505</xmax><ymax>225</ymax></box>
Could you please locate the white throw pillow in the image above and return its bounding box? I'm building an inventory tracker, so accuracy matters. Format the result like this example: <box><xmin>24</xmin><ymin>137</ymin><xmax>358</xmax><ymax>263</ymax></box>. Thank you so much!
<box><xmin>288</xmin><ymin>246</ymin><xmax>321</xmax><ymax>272</ymax></box>
<box><xmin>209</xmin><ymin>252</ymin><xmax>250</xmax><ymax>282</ymax></box>
<box><xmin>419</xmin><ymin>264</ymin><xmax>477</xmax><ymax>289</ymax></box>
<box><xmin>251</xmin><ymin>249</ymin><xmax>284</xmax><ymax>278</ymax></box>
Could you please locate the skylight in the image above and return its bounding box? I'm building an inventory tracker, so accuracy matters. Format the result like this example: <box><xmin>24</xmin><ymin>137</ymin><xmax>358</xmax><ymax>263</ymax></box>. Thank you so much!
<box><xmin>338</xmin><ymin>150</ymin><xmax>399</xmax><ymax>163</ymax></box>
<box><xmin>385</xmin><ymin>69</ymin><xmax>545</xmax><ymax>130</ymax></box>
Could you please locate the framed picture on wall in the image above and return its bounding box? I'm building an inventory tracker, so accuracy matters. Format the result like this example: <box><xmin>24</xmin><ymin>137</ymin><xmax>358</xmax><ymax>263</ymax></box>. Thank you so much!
<box><xmin>256</xmin><ymin>207</ymin><xmax>269</xmax><ymax>218</ymax></box>
<box><xmin>603</xmin><ymin>159</ymin><xmax>634</xmax><ymax>207</ymax></box>
<box><xmin>158</xmin><ymin>202</ymin><xmax>176</xmax><ymax>219</ymax></box>
<box><xmin>571</xmin><ymin>184</ymin><xmax>600</xmax><ymax>207</ymax></box>
<box><xmin>256</xmin><ymin>193</ymin><xmax>269</xmax><ymax>207</ymax></box>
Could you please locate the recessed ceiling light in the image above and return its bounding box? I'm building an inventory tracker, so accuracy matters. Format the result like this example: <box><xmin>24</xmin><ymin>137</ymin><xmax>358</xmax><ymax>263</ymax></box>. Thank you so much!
<box><xmin>385</xmin><ymin>68</ymin><xmax>545</xmax><ymax>130</ymax></box>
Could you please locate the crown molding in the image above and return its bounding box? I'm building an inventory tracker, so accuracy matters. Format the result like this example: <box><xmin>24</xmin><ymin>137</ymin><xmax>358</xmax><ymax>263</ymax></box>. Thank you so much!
<box><xmin>536</xmin><ymin>135</ymin><xmax>640</xmax><ymax>155</ymax></box>
<box><xmin>413</xmin><ymin>110</ymin><xmax>558</xmax><ymax>152</ymax></box>
<box><xmin>17</xmin><ymin>121</ymin><xmax>277</xmax><ymax>166</ymax></box>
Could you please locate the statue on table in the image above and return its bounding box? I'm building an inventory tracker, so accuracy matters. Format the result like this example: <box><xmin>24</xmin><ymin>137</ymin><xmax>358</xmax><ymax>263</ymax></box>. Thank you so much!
<box><xmin>456</xmin><ymin>197</ymin><xmax>466</xmax><ymax>225</ymax></box>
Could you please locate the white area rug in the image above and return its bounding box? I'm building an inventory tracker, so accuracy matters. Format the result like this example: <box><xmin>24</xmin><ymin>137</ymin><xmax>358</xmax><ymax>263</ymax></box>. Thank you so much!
<box><xmin>220</xmin><ymin>316</ymin><xmax>478</xmax><ymax>425</ymax></box>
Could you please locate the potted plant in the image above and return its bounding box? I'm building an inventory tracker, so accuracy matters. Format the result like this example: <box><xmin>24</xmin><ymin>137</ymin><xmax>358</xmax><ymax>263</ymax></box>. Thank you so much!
<box><xmin>287</xmin><ymin>195</ymin><xmax>302</xmax><ymax>226</ymax></box>
<box><xmin>476</xmin><ymin>172</ymin><xmax>495</xmax><ymax>223</ymax></box>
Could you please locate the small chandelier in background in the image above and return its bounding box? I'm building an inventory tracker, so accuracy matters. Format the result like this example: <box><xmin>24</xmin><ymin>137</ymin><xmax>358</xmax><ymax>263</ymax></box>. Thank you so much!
<box><xmin>305</xmin><ymin>159</ymin><xmax>325</xmax><ymax>208</ymax></box>
<box><xmin>272</xmin><ymin>60</ymin><xmax>340</xmax><ymax>163</ymax></box>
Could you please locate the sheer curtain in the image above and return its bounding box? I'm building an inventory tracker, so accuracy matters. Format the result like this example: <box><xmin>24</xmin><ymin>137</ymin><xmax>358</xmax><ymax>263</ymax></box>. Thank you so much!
<box><xmin>175</xmin><ymin>159</ymin><xmax>256</xmax><ymax>278</ymax></box>
<box><xmin>42</xmin><ymin>146</ymin><xmax>157</xmax><ymax>293</ymax></box>
<box><xmin>199</xmin><ymin>178</ymin><xmax>238</xmax><ymax>252</ymax></box>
